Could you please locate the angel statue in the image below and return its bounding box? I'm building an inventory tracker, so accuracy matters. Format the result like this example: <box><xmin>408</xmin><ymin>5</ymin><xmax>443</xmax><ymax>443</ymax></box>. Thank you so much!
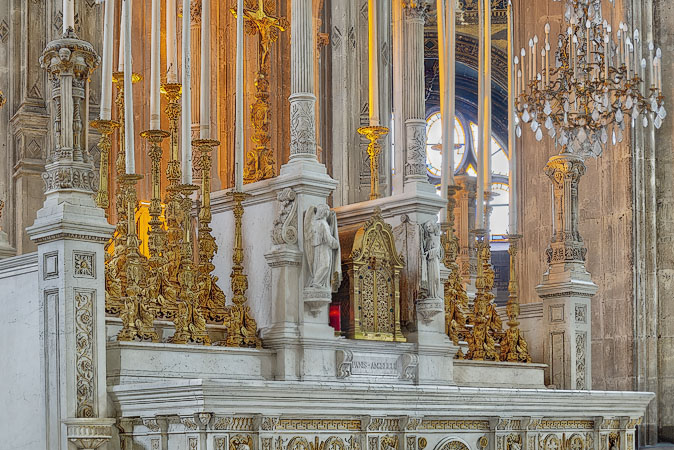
<box><xmin>420</xmin><ymin>219</ymin><xmax>444</xmax><ymax>299</ymax></box>
<box><xmin>304</xmin><ymin>204</ymin><xmax>342</xmax><ymax>292</ymax></box>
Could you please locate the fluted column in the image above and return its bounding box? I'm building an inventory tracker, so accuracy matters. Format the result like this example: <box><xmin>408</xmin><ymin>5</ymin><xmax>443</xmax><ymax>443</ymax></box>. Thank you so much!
<box><xmin>402</xmin><ymin>1</ymin><xmax>428</xmax><ymax>184</ymax></box>
<box><xmin>289</xmin><ymin>0</ymin><xmax>317</xmax><ymax>159</ymax></box>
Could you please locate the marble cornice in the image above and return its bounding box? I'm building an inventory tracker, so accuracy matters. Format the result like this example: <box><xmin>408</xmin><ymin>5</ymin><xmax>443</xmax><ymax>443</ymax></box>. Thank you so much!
<box><xmin>110</xmin><ymin>378</ymin><xmax>654</xmax><ymax>419</ymax></box>
<box><xmin>0</xmin><ymin>251</ymin><xmax>37</xmax><ymax>279</ymax></box>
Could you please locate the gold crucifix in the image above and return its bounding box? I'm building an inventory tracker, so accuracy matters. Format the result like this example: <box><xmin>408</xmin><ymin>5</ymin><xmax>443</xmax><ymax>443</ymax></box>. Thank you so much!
<box><xmin>231</xmin><ymin>0</ymin><xmax>288</xmax><ymax>183</ymax></box>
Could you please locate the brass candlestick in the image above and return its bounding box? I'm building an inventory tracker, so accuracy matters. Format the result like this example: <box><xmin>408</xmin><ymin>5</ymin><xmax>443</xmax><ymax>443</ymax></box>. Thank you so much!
<box><xmin>91</xmin><ymin>119</ymin><xmax>120</xmax><ymax>213</ymax></box>
<box><xmin>357</xmin><ymin>125</ymin><xmax>389</xmax><ymax>200</ymax></box>
<box><xmin>224</xmin><ymin>191</ymin><xmax>261</xmax><ymax>348</ymax></box>
<box><xmin>232</xmin><ymin>0</ymin><xmax>287</xmax><ymax>183</ymax></box>
<box><xmin>442</xmin><ymin>185</ymin><xmax>468</xmax><ymax>357</ymax></box>
<box><xmin>193</xmin><ymin>139</ymin><xmax>228</xmax><ymax>322</ymax></box>
<box><xmin>117</xmin><ymin>173</ymin><xmax>159</xmax><ymax>343</ymax></box>
<box><xmin>171</xmin><ymin>184</ymin><xmax>211</xmax><ymax>345</ymax></box>
<box><xmin>160</xmin><ymin>83</ymin><xmax>182</xmax><ymax>183</ymax></box>
<box><xmin>466</xmin><ymin>231</ymin><xmax>499</xmax><ymax>361</ymax></box>
<box><xmin>140</xmin><ymin>129</ymin><xmax>170</xmax><ymax>267</ymax></box>
<box><xmin>500</xmin><ymin>234</ymin><xmax>532</xmax><ymax>363</ymax></box>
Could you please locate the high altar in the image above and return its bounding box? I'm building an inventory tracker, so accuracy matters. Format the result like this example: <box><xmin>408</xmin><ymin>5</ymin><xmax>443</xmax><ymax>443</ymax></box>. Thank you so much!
<box><xmin>0</xmin><ymin>0</ymin><xmax>664</xmax><ymax>449</ymax></box>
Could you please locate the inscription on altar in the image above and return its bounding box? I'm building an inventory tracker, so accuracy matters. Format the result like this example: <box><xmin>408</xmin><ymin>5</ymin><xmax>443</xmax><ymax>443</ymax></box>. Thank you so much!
<box><xmin>351</xmin><ymin>357</ymin><xmax>399</xmax><ymax>376</ymax></box>
<box><xmin>336</xmin><ymin>350</ymin><xmax>417</xmax><ymax>380</ymax></box>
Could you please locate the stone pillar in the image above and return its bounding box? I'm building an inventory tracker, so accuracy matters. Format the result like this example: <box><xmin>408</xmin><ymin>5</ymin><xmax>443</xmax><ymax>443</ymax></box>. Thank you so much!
<box><xmin>264</xmin><ymin>0</ymin><xmax>339</xmax><ymax>380</ymax></box>
<box><xmin>288</xmin><ymin>0</ymin><xmax>318</xmax><ymax>163</ymax></box>
<box><xmin>536</xmin><ymin>153</ymin><xmax>597</xmax><ymax>390</ymax></box>
<box><xmin>402</xmin><ymin>1</ymin><xmax>430</xmax><ymax>192</ymax></box>
<box><xmin>26</xmin><ymin>29</ymin><xmax>115</xmax><ymax>450</ymax></box>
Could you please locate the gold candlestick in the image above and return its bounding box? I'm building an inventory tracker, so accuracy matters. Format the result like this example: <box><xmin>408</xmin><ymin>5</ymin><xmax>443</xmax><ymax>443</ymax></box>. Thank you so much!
<box><xmin>442</xmin><ymin>185</ymin><xmax>467</xmax><ymax>357</ymax></box>
<box><xmin>224</xmin><ymin>191</ymin><xmax>261</xmax><ymax>348</ymax></box>
<box><xmin>500</xmin><ymin>234</ymin><xmax>532</xmax><ymax>363</ymax></box>
<box><xmin>193</xmin><ymin>139</ymin><xmax>228</xmax><ymax>323</ymax></box>
<box><xmin>161</xmin><ymin>83</ymin><xmax>183</xmax><ymax>184</ymax></box>
<box><xmin>91</xmin><ymin>119</ymin><xmax>120</xmax><ymax>213</ymax></box>
<box><xmin>141</xmin><ymin>129</ymin><xmax>170</xmax><ymax>266</ymax></box>
<box><xmin>466</xmin><ymin>230</ymin><xmax>499</xmax><ymax>361</ymax></box>
<box><xmin>116</xmin><ymin>173</ymin><xmax>159</xmax><ymax>343</ymax></box>
<box><xmin>171</xmin><ymin>184</ymin><xmax>211</xmax><ymax>345</ymax></box>
<box><xmin>357</xmin><ymin>125</ymin><xmax>389</xmax><ymax>200</ymax></box>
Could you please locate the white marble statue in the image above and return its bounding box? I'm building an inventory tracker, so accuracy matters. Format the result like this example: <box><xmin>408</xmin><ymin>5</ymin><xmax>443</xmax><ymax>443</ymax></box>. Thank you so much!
<box><xmin>304</xmin><ymin>204</ymin><xmax>342</xmax><ymax>292</ymax></box>
<box><xmin>420</xmin><ymin>219</ymin><xmax>444</xmax><ymax>299</ymax></box>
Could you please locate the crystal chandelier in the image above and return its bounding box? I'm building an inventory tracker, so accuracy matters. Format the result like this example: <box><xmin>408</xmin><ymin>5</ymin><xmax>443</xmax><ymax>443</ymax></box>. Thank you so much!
<box><xmin>515</xmin><ymin>0</ymin><xmax>666</xmax><ymax>156</ymax></box>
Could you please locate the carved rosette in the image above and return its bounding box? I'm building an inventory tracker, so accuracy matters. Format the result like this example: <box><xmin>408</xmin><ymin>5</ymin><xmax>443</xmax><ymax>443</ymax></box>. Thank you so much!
<box><xmin>39</xmin><ymin>28</ymin><xmax>100</xmax><ymax>196</ymax></box>
<box><xmin>543</xmin><ymin>153</ymin><xmax>587</xmax><ymax>266</ymax></box>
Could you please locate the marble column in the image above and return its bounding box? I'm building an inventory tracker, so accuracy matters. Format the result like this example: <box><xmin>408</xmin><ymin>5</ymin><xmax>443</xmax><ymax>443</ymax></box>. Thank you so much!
<box><xmin>26</xmin><ymin>30</ymin><xmax>115</xmax><ymax>450</ymax></box>
<box><xmin>536</xmin><ymin>153</ymin><xmax>597</xmax><ymax>390</ymax></box>
<box><xmin>402</xmin><ymin>1</ymin><xmax>429</xmax><ymax>189</ymax></box>
<box><xmin>288</xmin><ymin>0</ymin><xmax>317</xmax><ymax>162</ymax></box>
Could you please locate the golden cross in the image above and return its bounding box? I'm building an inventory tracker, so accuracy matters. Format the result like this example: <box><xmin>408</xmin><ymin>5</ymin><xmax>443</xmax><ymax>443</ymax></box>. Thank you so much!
<box><xmin>232</xmin><ymin>0</ymin><xmax>287</xmax><ymax>71</ymax></box>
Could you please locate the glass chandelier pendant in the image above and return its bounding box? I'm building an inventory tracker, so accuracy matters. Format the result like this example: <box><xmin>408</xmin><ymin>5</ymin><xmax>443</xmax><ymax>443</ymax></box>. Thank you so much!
<box><xmin>515</xmin><ymin>0</ymin><xmax>666</xmax><ymax>157</ymax></box>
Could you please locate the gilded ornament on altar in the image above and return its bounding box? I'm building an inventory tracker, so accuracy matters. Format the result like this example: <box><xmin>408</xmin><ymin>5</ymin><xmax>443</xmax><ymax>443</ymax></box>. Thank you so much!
<box><xmin>357</xmin><ymin>125</ymin><xmax>389</xmax><ymax>200</ymax></box>
<box><xmin>500</xmin><ymin>235</ymin><xmax>532</xmax><ymax>363</ymax></box>
<box><xmin>466</xmin><ymin>233</ymin><xmax>499</xmax><ymax>361</ymax></box>
<box><xmin>231</xmin><ymin>0</ymin><xmax>288</xmax><ymax>183</ymax></box>
<box><xmin>224</xmin><ymin>191</ymin><xmax>261</xmax><ymax>348</ymax></box>
<box><xmin>341</xmin><ymin>208</ymin><xmax>406</xmax><ymax>342</ymax></box>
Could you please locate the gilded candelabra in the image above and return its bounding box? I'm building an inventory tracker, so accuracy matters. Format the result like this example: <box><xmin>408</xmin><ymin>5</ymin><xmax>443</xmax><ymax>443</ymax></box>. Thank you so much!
<box><xmin>500</xmin><ymin>234</ymin><xmax>532</xmax><ymax>363</ymax></box>
<box><xmin>0</xmin><ymin>90</ymin><xmax>6</xmax><ymax>108</ymax></box>
<box><xmin>91</xmin><ymin>119</ymin><xmax>120</xmax><ymax>213</ymax></box>
<box><xmin>466</xmin><ymin>231</ymin><xmax>500</xmax><ymax>361</ymax></box>
<box><xmin>194</xmin><ymin>139</ymin><xmax>228</xmax><ymax>322</ymax></box>
<box><xmin>442</xmin><ymin>185</ymin><xmax>468</xmax><ymax>358</ymax></box>
<box><xmin>117</xmin><ymin>173</ymin><xmax>159</xmax><ymax>343</ymax></box>
<box><xmin>516</xmin><ymin>0</ymin><xmax>665</xmax><ymax>155</ymax></box>
<box><xmin>171</xmin><ymin>183</ymin><xmax>211</xmax><ymax>345</ymax></box>
<box><xmin>232</xmin><ymin>0</ymin><xmax>288</xmax><ymax>183</ymax></box>
<box><xmin>357</xmin><ymin>125</ymin><xmax>389</xmax><ymax>200</ymax></box>
<box><xmin>225</xmin><ymin>191</ymin><xmax>261</xmax><ymax>348</ymax></box>
<box><xmin>140</xmin><ymin>129</ymin><xmax>170</xmax><ymax>267</ymax></box>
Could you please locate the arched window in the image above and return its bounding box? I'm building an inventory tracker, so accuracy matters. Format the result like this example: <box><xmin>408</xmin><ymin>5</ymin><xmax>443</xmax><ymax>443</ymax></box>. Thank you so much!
<box><xmin>425</xmin><ymin>112</ymin><xmax>465</xmax><ymax>178</ymax></box>
<box><xmin>426</xmin><ymin>114</ymin><xmax>510</xmax><ymax>240</ymax></box>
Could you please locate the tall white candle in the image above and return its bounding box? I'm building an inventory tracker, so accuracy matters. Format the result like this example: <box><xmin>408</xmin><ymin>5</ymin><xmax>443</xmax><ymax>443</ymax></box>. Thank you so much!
<box><xmin>122</xmin><ymin>0</ymin><xmax>135</xmax><ymax>174</ymax></box>
<box><xmin>100</xmin><ymin>0</ymin><xmax>114</xmax><ymax>120</ymax></box>
<box><xmin>118</xmin><ymin>0</ymin><xmax>132</xmax><ymax>71</ymax></box>
<box><xmin>234</xmin><ymin>0</ymin><xmax>244</xmax><ymax>191</ymax></box>
<box><xmin>507</xmin><ymin>0</ymin><xmax>517</xmax><ymax>234</ymax></box>
<box><xmin>181</xmin><ymin>0</ymin><xmax>192</xmax><ymax>183</ymax></box>
<box><xmin>367</xmin><ymin>0</ymin><xmax>380</xmax><ymax>126</ymax></box>
<box><xmin>63</xmin><ymin>0</ymin><xmax>75</xmax><ymax>33</ymax></box>
<box><xmin>166</xmin><ymin>0</ymin><xmax>178</xmax><ymax>83</ymax></box>
<box><xmin>438</xmin><ymin>0</ymin><xmax>456</xmax><ymax>220</ymax></box>
<box><xmin>150</xmin><ymin>0</ymin><xmax>161</xmax><ymax>129</ymax></box>
<box><xmin>200</xmin><ymin>0</ymin><xmax>211</xmax><ymax>138</ymax></box>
